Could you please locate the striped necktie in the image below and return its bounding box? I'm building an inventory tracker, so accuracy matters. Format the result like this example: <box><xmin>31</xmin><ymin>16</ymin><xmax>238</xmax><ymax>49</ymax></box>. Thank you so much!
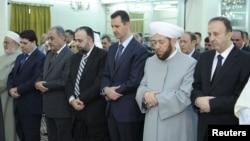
<box><xmin>74</xmin><ymin>55</ymin><xmax>88</xmax><ymax>98</ymax></box>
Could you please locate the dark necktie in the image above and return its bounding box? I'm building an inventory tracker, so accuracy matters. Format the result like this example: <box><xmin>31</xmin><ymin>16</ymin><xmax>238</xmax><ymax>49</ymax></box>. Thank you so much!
<box><xmin>21</xmin><ymin>54</ymin><xmax>29</xmax><ymax>65</ymax></box>
<box><xmin>212</xmin><ymin>55</ymin><xmax>223</xmax><ymax>82</ymax></box>
<box><xmin>74</xmin><ymin>55</ymin><xmax>88</xmax><ymax>98</ymax></box>
<box><xmin>116</xmin><ymin>44</ymin><xmax>124</xmax><ymax>62</ymax></box>
<box><xmin>49</xmin><ymin>52</ymin><xmax>58</xmax><ymax>69</ymax></box>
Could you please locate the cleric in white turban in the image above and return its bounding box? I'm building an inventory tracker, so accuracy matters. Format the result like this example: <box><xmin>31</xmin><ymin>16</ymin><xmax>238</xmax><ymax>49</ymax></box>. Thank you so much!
<box><xmin>135</xmin><ymin>21</ymin><xmax>197</xmax><ymax>141</ymax></box>
<box><xmin>0</xmin><ymin>30</ymin><xmax>21</xmax><ymax>141</ymax></box>
<box><xmin>149</xmin><ymin>22</ymin><xmax>183</xmax><ymax>52</ymax></box>
<box><xmin>5</xmin><ymin>31</ymin><xmax>20</xmax><ymax>45</ymax></box>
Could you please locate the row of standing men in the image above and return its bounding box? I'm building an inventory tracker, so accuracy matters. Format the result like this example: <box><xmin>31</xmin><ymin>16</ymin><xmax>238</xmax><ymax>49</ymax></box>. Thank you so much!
<box><xmin>1</xmin><ymin>10</ymin><xmax>250</xmax><ymax>141</ymax></box>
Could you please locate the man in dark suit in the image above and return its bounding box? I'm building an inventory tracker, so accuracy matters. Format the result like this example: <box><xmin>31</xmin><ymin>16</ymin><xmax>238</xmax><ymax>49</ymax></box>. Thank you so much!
<box><xmin>35</xmin><ymin>26</ymin><xmax>74</xmax><ymax>141</ymax></box>
<box><xmin>101</xmin><ymin>10</ymin><xmax>149</xmax><ymax>141</ymax></box>
<box><xmin>7</xmin><ymin>30</ymin><xmax>45</xmax><ymax>141</ymax></box>
<box><xmin>231</xmin><ymin>29</ymin><xmax>250</xmax><ymax>52</ymax></box>
<box><xmin>65</xmin><ymin>26</ymin><xmax>109</xmax><ymax>141</ymax></box>
<box><xmin>180</xmin><ymin>31</ymin><xmax>201</xmax><ymax>60</ymax></box>
<box><xmin>65</xmin><ymin>29</ymin><xmax>74</xmax><ymax>48</ymax></box>
<box><xmin>191</xmin><ymin>17</ymin><xmax>250</xmax><ymax>141</ymax></box>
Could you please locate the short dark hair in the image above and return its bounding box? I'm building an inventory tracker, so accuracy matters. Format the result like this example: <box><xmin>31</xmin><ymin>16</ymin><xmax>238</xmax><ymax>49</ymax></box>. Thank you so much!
<box><xmin>243</xmin><ymin>31</ymin><xmax>249</xmax><ymax>38</ymax></box>
<box><xmin>137</xmin><ymin>32</ymin><xmax>143</xmax><ymax>38</ymax></box>
<box><xmin>20</xmin><ymin>29</ymin><xmax>37</xmax><ymax>44</ymax></box>
<box><xmin>75</xmin><ymin>26</ymin><xmax>94</xmax><ymax>42</ymax></box>
<box><xmin>101</xmin><ymin>34</ymin><xmax>111</xmax><ymax>42</ymax></box>
<box><xmin>184</xmin><ymin>31</ymin><xmax>197</xmax><ymax>42</ymax></box>
<box><xmin>204</xmin><ymin>36</ymin><xmax>209</xmax><ymax>42</ymax></box>
<box><xmin>111</xmin><ymin>10</ymin><xmax>130</xmax><ymax>24</ymax></box>
<box><xmin>194</xmin><ymin>32</ymin><xmax>202</xmax><ymax>38</ymax></box>
<box><xmin>209</xmin><ymin>17</ymin><xmax>232</xmax><ymax>33</ymax></box>
<box><xmin>65</xmin><ymin>29</ymin><xmax>74</xmax><ymax>36</ymax></box>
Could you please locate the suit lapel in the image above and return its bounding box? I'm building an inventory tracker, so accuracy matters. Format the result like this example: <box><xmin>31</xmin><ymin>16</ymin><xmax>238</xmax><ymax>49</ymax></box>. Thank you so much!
<box><xmin>80</xmin><ymin>47</ymin><xmax>97</xmax><ymax>80</ymax></box>
<box><xmin>45</xmin><ymin>47</ymin><xmax>68</xmax><ymax>77</ymax></box>
<box><xmin>210</xmin><ymin>47</ymin><xmax>239</xmax><ymax>89</ymax></box>
<box><xmin>114</xmin><ymin>39</ymin><xmax>135</xmax><ymax>72</ymax></box>
<box><xmin>109</xmin><ymin>43</ymin><xmax>118</xmax><ymax>76</ymax></box>
<box><xmin>18</xmin><ymin>48</ymin><xmax>38</xmax><ymax>74</ymax></box>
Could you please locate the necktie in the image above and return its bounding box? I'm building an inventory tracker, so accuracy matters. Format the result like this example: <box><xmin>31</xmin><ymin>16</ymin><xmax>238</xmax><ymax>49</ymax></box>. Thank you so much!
<box><xmin>49</xmin><ymin>52</ymin><xmax>58</xmax><ymax>69</ymax></box>
<box><xmin>74</xmin><ymin>55</ymin><xmax>88</xmax><ymax>98</ymax></box>
<box><xmin>21</xmin><ymin>54</ymin><xmax>29</xmax><ymax>65</ymax></box>
<box><xmin>212</xmin><ymin>55</ymin><xmax>223</xmax><ymax>82</ymax></box>
<box><xmin>116</xmin><ymin>44</ymin><xmax>124</xmax><ymax>62</ymax></box>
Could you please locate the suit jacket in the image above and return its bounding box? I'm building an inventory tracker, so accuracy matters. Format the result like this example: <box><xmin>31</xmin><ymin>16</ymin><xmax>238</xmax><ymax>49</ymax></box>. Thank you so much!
<box><xmin>37</xmin><ymin>46</ymin><xmax>74</xmax><ymax>118</ymax></box>
<box><xmin>66</xmin><ymin>46</ymin><xmax>107</xmax><ymax>125</ymax></box>
<box><xmin>191</xmin><ymin>50</ymin><xmax>201</xmax><ymax>60</ymax></box>
<box><xmin>191</xmin><ymin>46</ymin><xmax>250</xmax><ymax>141</ymax></box>
<box><xmin>101</xmin><ymin>38</ymin><xmax>150</xmax><ymax>122</ymax></box>
<box><xmin>7</xmin><ymin>48</ymin><xmax>45</xmax><ymax>115</ymax></box>
<box><xmin>242</xmin><ymin>44</ymin><xmax>250</xmax><ymax>52</ymax></box>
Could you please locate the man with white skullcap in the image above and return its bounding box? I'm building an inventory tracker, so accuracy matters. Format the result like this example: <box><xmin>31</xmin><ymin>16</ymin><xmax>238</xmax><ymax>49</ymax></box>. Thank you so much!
<box><xmin>0</xmin><ymin>31</ymin><xmax>21</xmax><ymax>141</ymax></box>
<box><xmin>136</xmin><ymin>22</ymin><xmax>197</xmax><ymax>141</ymax></box>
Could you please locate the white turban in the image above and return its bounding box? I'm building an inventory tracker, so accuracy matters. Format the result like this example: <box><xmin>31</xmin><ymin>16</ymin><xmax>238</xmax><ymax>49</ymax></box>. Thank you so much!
<box><xmin>94</xmin><ymin>32</ymin><xmax>103</xmax><ymax>49</ymax></box>
<box><xmin>6</xmin><ymin>31</ymin><xmax>20</xmax><ymax>45</ymax></box>
<box><xmin>149</xmin><ymin>22</ymin><xmax>184</xmax><ymax>39</ymax></box>
<box><xmin>149</xmin><ymin>22</ymin><xmax>184</xmax><ymax>51</ymax></box>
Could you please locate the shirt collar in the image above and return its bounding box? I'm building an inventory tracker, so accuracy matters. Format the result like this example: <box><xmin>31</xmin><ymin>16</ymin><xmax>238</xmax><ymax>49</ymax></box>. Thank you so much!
<box><xmin>119</xmin><ymin>35</ymin><xmax>133</xmax><ymax>49</ymax></box>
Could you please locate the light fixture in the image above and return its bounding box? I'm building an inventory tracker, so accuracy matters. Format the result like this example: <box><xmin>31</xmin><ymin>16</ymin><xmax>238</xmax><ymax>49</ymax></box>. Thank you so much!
<box><xmin>70</xmin><ymin>0</ymin><xmax>89</xmax><ymax>11</ymax></box>
<box><xmin>221</xmin><ymin>0</ymin><xmax>245</xmax><ymax>18</ymax></box>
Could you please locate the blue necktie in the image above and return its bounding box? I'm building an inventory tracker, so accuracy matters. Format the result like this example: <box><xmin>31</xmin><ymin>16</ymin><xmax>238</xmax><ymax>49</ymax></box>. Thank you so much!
<box><xmin>116</xmin><ymin>44</ymin><xmax>124</xmax><ymax>62</ymax></box>
<box><xmin>21</xmin><ymin>54</ymin><xmax>29</xmax><ymax>65</ymax></box>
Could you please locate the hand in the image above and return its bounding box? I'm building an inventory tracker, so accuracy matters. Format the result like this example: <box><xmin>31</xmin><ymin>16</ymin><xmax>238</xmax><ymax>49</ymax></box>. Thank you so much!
<box><xmin>195</xmin><ymin>96</ymin><xmax>215</xmax><ymax>113</ymax></box>
<box><xmin>144</xmin><ymin>91</ymin><xmax>161</xmax><ymax>108</ymax></box>
<box><xmin>35</xmin><ymin>81</ymin><xmax>49</xmax><ymax>93</ymax></box>
<box><xmin>9</xmin><ymin>87</ymin><xmax>20</xmax><ymax>99</ymax></box>
<box><xmin>70</xmin><ymin>98</ymin><xmax>85</xmax><ymax>111</ymax></box>
<box><xmin>104</xmin><ymin>86</ymin><xmax>123</xmax><ymax>101</ymax></box>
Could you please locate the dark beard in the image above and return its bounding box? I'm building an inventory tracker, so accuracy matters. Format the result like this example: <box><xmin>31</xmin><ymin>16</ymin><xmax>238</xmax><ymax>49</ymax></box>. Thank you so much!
<box><xmin>157</xmin><ymin>44</ymin><xmax>172</xmax><ymax>60</ymax></box>
<box><xmin>79</xmin><ymin>49</ymin><xmax>88</xmax><ymax>55</ymax></box>
<box><xmin>78</xmin><ymin>42</ymin><xmax>90</xmax><ymax>55</ymax></box>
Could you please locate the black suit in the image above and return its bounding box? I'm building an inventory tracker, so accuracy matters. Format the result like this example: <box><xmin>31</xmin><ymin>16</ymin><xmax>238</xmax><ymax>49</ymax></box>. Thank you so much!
<box><xmin>242</xmin><ymin>44</ymin><xmax>250</xmax><ymax>52</ymax></box>
<box><xmin>66</xmin><ymin>46</ymin><xmax>108</xmax><ymax>141</ymax></box>
<box><xmin>191</xmin><ymin>46</ymin><xmax>250</xmax><ymax>141</ymax></box>
<box><xmin>191</xmin><ymin>50</ymin><xmax>201</xmax><ymax>60</ymax></box>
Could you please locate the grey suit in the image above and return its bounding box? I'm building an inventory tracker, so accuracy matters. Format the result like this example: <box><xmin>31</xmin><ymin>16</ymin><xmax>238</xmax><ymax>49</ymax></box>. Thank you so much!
<box><xmin>37</xmin><ymin>46</ymin><xmax>74</xmax><ymax>141</ymax></box>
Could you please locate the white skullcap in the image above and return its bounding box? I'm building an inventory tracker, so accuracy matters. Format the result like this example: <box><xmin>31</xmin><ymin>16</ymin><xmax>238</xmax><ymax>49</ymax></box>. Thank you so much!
<box><xmin>149</xmin><ymin>22</ymin><xmax>184</xmax><ymax>39</ymax></box>
<box><xmin>94</xmin><ymin>32</ymin><xmax>103</xmax><ymax>49</ymax></box>
<box><xmin>6</xmin><ymin>31</ymin><xmax>20</xmax><ymax>45</ymax></box>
